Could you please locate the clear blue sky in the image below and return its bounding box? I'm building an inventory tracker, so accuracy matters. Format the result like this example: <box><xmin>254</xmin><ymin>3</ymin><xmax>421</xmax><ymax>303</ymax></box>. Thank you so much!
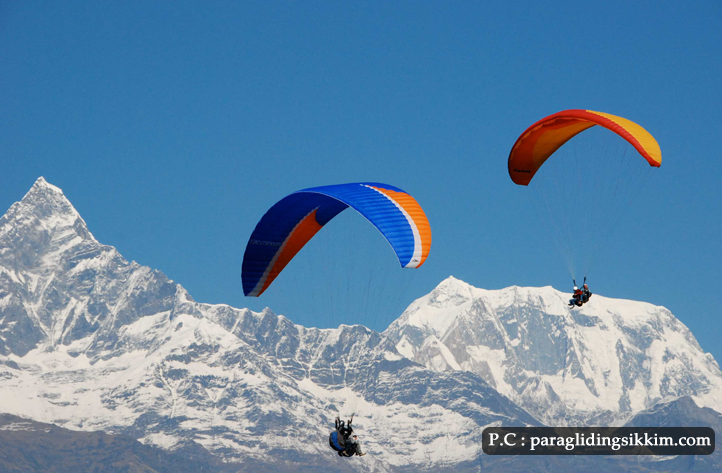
<box><xmin>1</xmin><ymin>2</ymin><xmax>720</xmax><ymax>361</ymax></box>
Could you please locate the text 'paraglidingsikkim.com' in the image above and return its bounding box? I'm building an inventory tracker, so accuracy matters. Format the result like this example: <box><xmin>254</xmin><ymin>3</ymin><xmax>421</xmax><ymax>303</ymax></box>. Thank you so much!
<box><xmin>482</xmin><ymin>427</ymin><xmax>715</xmax><ymax>455</ymax></box>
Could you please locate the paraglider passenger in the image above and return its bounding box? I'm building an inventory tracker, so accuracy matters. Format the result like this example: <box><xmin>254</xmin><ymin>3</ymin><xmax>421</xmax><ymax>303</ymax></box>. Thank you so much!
<box><xmin>569</xmin><ymin>285</ymin><xmax>583</xmax><ymax>307</ymax></box>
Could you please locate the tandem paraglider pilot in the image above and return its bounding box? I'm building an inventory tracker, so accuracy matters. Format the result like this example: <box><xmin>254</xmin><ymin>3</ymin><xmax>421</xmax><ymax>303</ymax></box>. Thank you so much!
<box><xmin>569</xmin><ymin>278</ymin><xmax>592</xmax><ymax>308</ymax></box>
<box><xmin>329</xmin><ymin>416</ymin><xmax>366</xmax><ymax>457</ymax></box>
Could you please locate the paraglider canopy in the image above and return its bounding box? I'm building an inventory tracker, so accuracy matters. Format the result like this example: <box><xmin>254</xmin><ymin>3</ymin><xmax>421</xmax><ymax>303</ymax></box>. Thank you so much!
<box><xmin>508</xmin><ymin>109</ymin><xmax>662</xmax><ymax>186</ymax></box>
<box><xmin>506</xmin><ymin>109</ymin><xmax>662</xmax><ymax>279</ymax></box>
<box><xmin>242</xmin><ymin>182</ymin><xmax>431</xmax><ymax>297</ymax></box>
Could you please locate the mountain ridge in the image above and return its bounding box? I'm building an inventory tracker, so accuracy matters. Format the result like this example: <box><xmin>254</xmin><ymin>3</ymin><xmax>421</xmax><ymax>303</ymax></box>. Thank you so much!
<box><xmin>385</xmin><ymin>276</ymin><xmax>722</xmax><ymax>426</ymax></box>
<box><xmin>1</xmin><ymin>178</ymin><xmax>720</xmax><ymax>471</ymax></box>
<box><xmin>0</xmin><ymin>178</ymin><xmax>536</xmax><ymax>471</ymax></box>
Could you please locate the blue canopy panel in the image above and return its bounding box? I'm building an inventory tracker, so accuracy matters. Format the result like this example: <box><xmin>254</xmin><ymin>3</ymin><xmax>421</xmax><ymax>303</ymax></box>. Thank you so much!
<box><xmin>242</xmin><ymin>182</ymin><xmax>431</xmax><ymax>297</ymax></box>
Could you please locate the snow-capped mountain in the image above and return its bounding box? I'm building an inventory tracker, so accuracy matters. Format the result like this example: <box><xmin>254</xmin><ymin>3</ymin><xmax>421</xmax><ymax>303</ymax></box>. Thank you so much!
<box><xmin>384</xmin><ymin>277</ymin><xmax>722</xmax><ymax>426</ymax></box>
<box><xmin>1</xmin><ymin>178</ymin><xmax>720</xmax><ymax>472</ymax></box>
<box><xmin>0</xmin><ymin>178</ymin><xmax>535</xmax><ymax>472</ymax></box>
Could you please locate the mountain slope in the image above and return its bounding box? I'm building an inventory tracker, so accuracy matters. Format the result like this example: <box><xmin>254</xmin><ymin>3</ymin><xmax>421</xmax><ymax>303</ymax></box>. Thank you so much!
<box><xmin>1</xmin><ymin>178</ymin><xmax>720</xmax><ymax>472</ymax></box>
<box><xmin>384</xmin><ymin>276</ymin><xmax>722</xmax><ymax>426</ymax></box>
<box><xmin>0</xmin><ymin>178</ymin><xmax>535</xmax><ymax>472</ymax></box>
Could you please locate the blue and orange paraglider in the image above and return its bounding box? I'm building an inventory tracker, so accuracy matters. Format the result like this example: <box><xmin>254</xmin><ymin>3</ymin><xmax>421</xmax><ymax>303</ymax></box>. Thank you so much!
<box><xmin>242</xmin><ymin>182</ymin><xmax>431</xmax><ymax>297</ymax></box>
<box><xmin>241</xmin><ymin>182</ymin><xmax>432</xmax><ymax>455</ymax></box>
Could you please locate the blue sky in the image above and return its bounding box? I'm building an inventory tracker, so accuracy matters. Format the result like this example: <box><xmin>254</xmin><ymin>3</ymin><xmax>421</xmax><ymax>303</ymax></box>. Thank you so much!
<box><xmin>1</xmin><ymin>2</ymin><xmax>720</xmax><ymax>361</ymax></box>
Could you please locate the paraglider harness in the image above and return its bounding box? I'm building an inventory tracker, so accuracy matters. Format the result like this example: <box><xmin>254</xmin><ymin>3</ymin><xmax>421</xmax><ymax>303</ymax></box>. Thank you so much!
<box><xmin>329</xmin><ymin>416</ymin><xmax>359</xmax><ymax>457</ymax></box>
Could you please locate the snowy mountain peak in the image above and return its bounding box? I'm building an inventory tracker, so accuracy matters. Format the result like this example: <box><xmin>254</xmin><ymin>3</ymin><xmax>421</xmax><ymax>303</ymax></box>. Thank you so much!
<box><xmin>385</xmin><ymin>277</ymin><xmax>722</xmax><ymax>426</ymax></box>
<box><xmin>433</xmin><ymin>275</ymin><xmax>473</xmax><ymax>295</ymax></box>
<box><xmin>31</xmin><ymin>176</ymin><xmax>62</xmax><ymax>193</ymax></box>
<box><xmin>0</xmin><ymin>178</ymin><xmax>178</xmax><ymax>356</ymax></box>
<box><xmin>19</xmin><ymin>176</ymin><xmax>83</xmax><ymax>222</ymax></box>
<box><xmin>390</xmin><ymin>279</ymin><xmax>569</xmax><ymax>342</ymax></box>
<box><xmin>0</xmin><ymin>177</ymin><xmax>96</xmax><ymax>259</ymax></box>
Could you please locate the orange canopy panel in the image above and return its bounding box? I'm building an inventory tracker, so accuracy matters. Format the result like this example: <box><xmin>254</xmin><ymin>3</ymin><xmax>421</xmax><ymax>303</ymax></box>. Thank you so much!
<box><xmin>508</xmin><ymin>110</ymin><xmax>662</xmax><ymax>186</ymax></box>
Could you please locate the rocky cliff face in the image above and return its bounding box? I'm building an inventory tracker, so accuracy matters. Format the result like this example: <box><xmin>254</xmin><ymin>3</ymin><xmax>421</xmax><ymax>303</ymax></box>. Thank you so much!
<box><xmin>1</xmin><ymin>178</ymin><xmax>720</xmax><ymax>472</ymax></box>
<box><xmin>0</xmin><ymin>177</ymin><xmax>176</xmax><ymax>358</ymax></box>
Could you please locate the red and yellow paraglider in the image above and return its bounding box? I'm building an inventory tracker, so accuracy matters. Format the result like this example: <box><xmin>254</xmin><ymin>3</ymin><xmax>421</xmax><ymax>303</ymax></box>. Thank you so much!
<box><xmin>507</xmin><ymin>109</ymin><xmax>662</xmax><ymax>282</ymax></box>
<box><xmin>508</xmin><ymin>110</ymin><xmax>661</xmax><ymax>186</ymax></box>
